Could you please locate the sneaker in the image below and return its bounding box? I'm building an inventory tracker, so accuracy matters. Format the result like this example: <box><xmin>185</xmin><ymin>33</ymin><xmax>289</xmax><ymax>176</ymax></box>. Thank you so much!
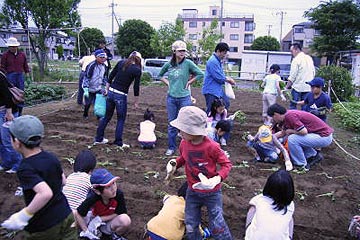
<box><xmin>165</xmin><ymin>149</ymin><xmax>175</xmax><ymax>156</ymax></box>
<box><xmin>307</xmin><ymin>152</ymin><xmax>324</xmax><ymax>166</ymax></box>
<box><xmin>220</xmin><ymin>138</ymin><xmax>227</xmax><ymax>146</ymax></box>
<box><xmin>6</xmin><ymin>169</ymin><xmax>17</xmax><ymax>174</ymax></box>
<box><xmin>121</xmin><ymin>143</ymin><xmax>130</xmax><ymax>148</ymax></box>
<box><xmin>111</xmin><ymin>233</ymin><xmax>127</xmax><ymax>240</ymax></box>
<box><xmin>94</xmin><ymin>138</ymin><xmax>109</xmax><ymax>145</ymax></box>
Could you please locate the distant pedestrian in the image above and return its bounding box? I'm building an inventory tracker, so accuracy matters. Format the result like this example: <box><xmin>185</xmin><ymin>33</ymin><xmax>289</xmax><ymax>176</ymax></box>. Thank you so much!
<box><xmin>202</xmin><ymin>42</ymin><xmax>236</xmax><ymax>114</ymax></box>
<box><xmin>286</xmin><ymin>43</ymin><xmax>315</xmax><ymax>110</ymax></box>
<box><xmin>158</xmin><ymin>40</ymin><xmax>204</xmax><ymax>156</ymax></box>
<box><xmin>1</xmin><ymin>37</ymin><xmax>30</xmax><ymax>115</ymax></box>
<box><xmin>82</xmin><ymin>49</ymin><xmax>108</xmax><ymax>119</ymax></box>
<box><xmin>94</xmin><ymin>51</ymin><xmax>142</xmax><ymax>147</ymax></box>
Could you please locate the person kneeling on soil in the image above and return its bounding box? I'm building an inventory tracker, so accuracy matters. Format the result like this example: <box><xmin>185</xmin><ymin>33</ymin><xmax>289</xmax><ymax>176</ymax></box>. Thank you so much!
<box><xmin>267</xmin><ymin>103</ymin><xmax>334</xmax><ymax>171</ymax></box>
<box><xmin>246</xmin><ymin>123</ymin><xmax>293</xmax><ymax>171</ymax></box>
<box><xmin>74</xmin><ymin>168</ymin><xmax>130</xmax><ymax>240</ymax></box>
<box><xmin>245</xmin><ymin>170</ymin><xmax>295</xmax><ymax>240</ymax></box>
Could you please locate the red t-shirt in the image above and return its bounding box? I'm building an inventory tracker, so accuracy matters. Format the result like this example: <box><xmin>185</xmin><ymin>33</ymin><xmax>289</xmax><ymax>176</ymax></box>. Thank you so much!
<box><xmin>283</xmin><ymin>110</ymin><xmax>333</xmax><ymax>137</ymax></box>
<box><xmin>176</xmin><ymin>136</ymin><xmax>232</xmax><ymax>193</ymax></box>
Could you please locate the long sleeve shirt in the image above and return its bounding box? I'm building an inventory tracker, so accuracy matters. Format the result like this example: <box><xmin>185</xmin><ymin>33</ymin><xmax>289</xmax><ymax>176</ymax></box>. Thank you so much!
<box><xmin>1</xmin><ymin>50</ymin><xmax>30</xmax><ymax>74</ymax></box>
<box><xmin>288</xmin><ymin>52</ymin><xmax>315</xmax><ymax>93</ymax></box>
<box><xmin>202</xmin><ymin>53</ymin><xmax>227</xmax><ymax>98</ymax></box>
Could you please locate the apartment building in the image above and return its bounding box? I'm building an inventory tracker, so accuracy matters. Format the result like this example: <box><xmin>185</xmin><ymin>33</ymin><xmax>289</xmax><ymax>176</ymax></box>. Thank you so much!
<box><xmin>179</xmin><ymin>6</ymin><xmax>255</xmax><ymax>62</ymax></box>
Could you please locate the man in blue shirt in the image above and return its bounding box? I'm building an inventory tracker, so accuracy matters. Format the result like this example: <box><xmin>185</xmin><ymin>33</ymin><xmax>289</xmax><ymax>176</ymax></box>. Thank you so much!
<box><xmin>202</xmin><ymin>42</ymin><xmax>236</xmax><ymax>114</ymax></box>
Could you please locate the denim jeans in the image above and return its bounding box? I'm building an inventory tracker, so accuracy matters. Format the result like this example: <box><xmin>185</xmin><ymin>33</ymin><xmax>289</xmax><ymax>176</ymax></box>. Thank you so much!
<box><xmin>77</xmin><ymin>71</ymin><xmax>85</xmax><ymax>105</ymax></box>
<box><xmin>7</xmin><ymin>72</ymin><xmax>25</xmax><ymax>114</ymax></box>
<box><xmin>166</xmin><ymin>95</ymin><xmax>191</xmax><ymax>151</ymax></box>
<box><xmin>95</xmin><ymin>91</ymin><xmax>127</xmax><ymax>146</ymax></box>
<box><xmin>288</xmin><ymin>133</ymin><xmax>333</xmax><ymax>166</ymax></box>
<box><xmin>0</xmin><ymin>110</ymin><xmax>22</xmax><ymax>170</ymax></box>
<box><xmin>204</xmin><ymin>93</ymin><xmax>230</xmax><ymax>115</ymax></box>
<box><xmin>185</xmin><ymin>188</ymin><xmax>232</xmax><ymax>240</ymax></box>
<box><xmin>290</xmin><ymin>89</ymin><xmax>309</xmax><ymax>110</ymax></box>
<box><xmin>247</xmin><ymin>140</ymin><xmax>278</xmax><ymax>162</ymax></box>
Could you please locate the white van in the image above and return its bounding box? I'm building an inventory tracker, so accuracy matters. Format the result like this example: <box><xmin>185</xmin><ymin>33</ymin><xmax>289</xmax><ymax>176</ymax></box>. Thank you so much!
<box><xmin>143</xmin><ymin>59</ymin><xmax>168</xmax><ymax>80</ymax></box>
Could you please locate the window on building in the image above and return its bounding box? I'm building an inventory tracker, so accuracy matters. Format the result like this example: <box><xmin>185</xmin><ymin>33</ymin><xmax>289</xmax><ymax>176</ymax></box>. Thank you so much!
<box><xmin>189</xmin><ymin>34</ymin><xmax>197</xmax><ymax>40</ymax></box>
<box><xmin>222</xmin><ymin>22</ymin><xmax>225</xmax><ymax>27</ymax></box>
<box><xmin>294</xmin><ymin>28</ymin><xmax>304</xmax><ymax>33</ymax></box>
<box><xmin>314</xmin><ymin>29</ymin><xmax>321</xmax><ymax>35</ymax></box>
<box><xmin>245</xmin><ymin>22</ymin><xmax>255</xmax><ymax>31</ymax></box>
<box><xmin>21</xmin><ymin>35</ymin><xmax>28</xmax><ymax>42</ymax></box>
<box><xmin>230</xmin><ymin>21</ymin><xmax>239</xmax><ymax>28</ymax></box>
<box><xmin>202</xmin><ymin>21</ymin><xmax>206</xmax><ymax>27</ymax></box>
<box><xmin>212</xmin><ymin>9</ymin><xmax>217</xmax><ymax>16</ymax></box>
<box><xmin>244</xmin><ymin>34</ymin><xmax>254</xmax><ymax>43</ymax></box>
<box><xmin>229</xmin><ymin>47</ymin><xmax>238</xmax><ymax>52</ymax></box>
<box><xmin>189</xmin><ymin>21</ymin><xmax>197</xmax><ymax>28</ymax></box>
<box><xmin>230</xmin><ymin>34</ymin><xmax>239</xmax><ymax>40</ymax></box>
<box><xmin>244</xmin><ymin>46</ymin><xmax>251</xmax><ymax>50</ymax></box>
<box><xmin>1</xmin><ymin>34</ymin><xmax>6</xmax><ymax>39</ymax></box>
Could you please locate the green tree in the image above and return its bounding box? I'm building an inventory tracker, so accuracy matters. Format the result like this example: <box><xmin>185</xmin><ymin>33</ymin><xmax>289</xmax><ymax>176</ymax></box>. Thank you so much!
<box><xmin>2</xmin><ymin>0</ymin><xmax>81</xmax><ymax>78</ymax></box>
<box><xmin>150</xmin><ymin>18</ymin><xmax>185</xmax><ymax>58</ymax></box>
<box><xmin>55</xmin><ymin>45</ymin><xmax>64</xmax><ymax>59</ymax></box>
<box><xmin>305</xmin><ymin>0</ymin><xmax>360</xmax><ymax>61</ymax></box>
<box><xmin>116</xmin><ymin>19</ymin><xmax>156</xmax><ymax>58</ymax></box>
<box><xmin>76</xmin><ymin>28</ymin><xmax>105</xmax><ymax>56</ymax></box>
<box><xmin>198</xmin><ymin>19</ymin><xmax>223</xmax><ymax>64</ymax></box>
<box><xmin>251</xmin><ymin>36</ymin><xmax>280</xmax><ymax>51</ymax></box>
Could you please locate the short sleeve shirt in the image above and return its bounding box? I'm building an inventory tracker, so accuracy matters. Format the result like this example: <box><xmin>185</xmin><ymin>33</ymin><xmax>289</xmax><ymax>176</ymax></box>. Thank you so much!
<box><xmin>304</xmin><ymin>92</ymin><xmax>333</xmax><ymax>121</ymax></box>
<box><xmin>63</xmin><ymin>172</ymin><xmax>91</xmax><ymax>211</ymax></box>
<box><xmin>17</xmin><ymin>151</ymin><xmax>71</xmax><ymax>233</ymax></box>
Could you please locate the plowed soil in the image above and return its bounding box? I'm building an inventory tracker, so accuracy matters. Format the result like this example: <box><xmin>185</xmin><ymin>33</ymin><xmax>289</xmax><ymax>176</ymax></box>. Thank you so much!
<box><xmin>0</xmin><ymin>85</ymin><xmax>359</xmax><ymax>240</ymax></box>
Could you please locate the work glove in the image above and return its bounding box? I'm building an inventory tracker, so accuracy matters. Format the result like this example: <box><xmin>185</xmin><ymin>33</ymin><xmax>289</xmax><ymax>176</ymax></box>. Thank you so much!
<box><xmin>227</xmin><ymin>114</ymin><xmax>235</xmax><ymax>121</ymax></box>
<box><xmin>1</xmin><ymin>208</ymin><xmax>33</xmax><ymax>230</ymax></box>
<box><xmin>192</xmin><ymin>173</ymin><xmax>221</xmax><ymax>190</ymax></box>
<box><xmin>285</xmin><ymin>160</ymin><xmax>293</xmax><ymax>171</ymax></box>
<box><xmin>223</xmin><ymin>150</ymin><xmax>230</xmax><ymax>158</ymax></box>
<box><xmin>164</xmin><ymin>159</ymin><xmax>177</xmax><ymax>183</ymax></box>
<box><xmin>83</xmin><ymin>88</ymin><xmax>89</xmax><ymax>98</ymax></box>
<box><xmin>280</xmin><ymin>94</ymin><xmax>286</xmax><ymax>102</ymax></box>
<box><xmin>79</xmin><ymin>229</ymin><xmax>100</xmax><ymax>240</ymax></box>
<box><xmin>87</xmin><ymin>216</ymin><xmax>104</xmax><ymax>236</ymax></box>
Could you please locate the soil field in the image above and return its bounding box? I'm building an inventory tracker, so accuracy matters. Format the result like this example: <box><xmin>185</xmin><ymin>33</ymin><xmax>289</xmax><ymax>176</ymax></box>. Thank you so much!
<box><xmin>0</xmin><ymin>84</ymin><xmax>359</xmax><ymax>240</ymax></box>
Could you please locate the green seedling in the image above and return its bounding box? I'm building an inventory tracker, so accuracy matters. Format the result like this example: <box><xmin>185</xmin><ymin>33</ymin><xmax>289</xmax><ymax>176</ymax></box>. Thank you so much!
<box><xmin>61</xmin><ymin>139</ymin><xmax>77</xmax><ymax>143</ymax></box>
<box><xmin>292</xmin><ymin>168</ymin><xmax>308</xmax><ymax>175</ymax></box>
<box><xmin>131</xmin><ymin>151</ymin><xmax>144</xmax><ymax>157</ymax></box>
<box><xmin>49</xmin><ymin>135</ymin><xmax>62</xmax><ymax>139</ymax></box>
<box><xmin>233</xmin><ymin>161</ymin><xmax>249</xmax><ymax>168</ymax></box>
<box><xmin>254</xmin><ymin>188</ymin><xmax>263</xmax><ymax>195</ymax></box>
<box><xmin>144</xmin><ymin>171</ymin><xmax>160</xmax><ymax>180</ymax></box>
<box><xmin>63</xmin><ymin>157</ymin><xmax>75</xmax><ymax>165</ymax></box>
<box><xmin>296</xmin><ymin>191</ymin><xmax>308</xmax><ymax>201</ymax></box>
<box><xmin>155</xmin><ymin>130</ymin><xmax>167</xmax><ymax>138</ymax></box>
<box><xmin>316</xmin><ymin>191</ymin><xmax>335</xmax><ymax>201</ymax></box>
<box><xmin>232</xmin><ymin>110</ymin><xmax>246</xmax><ymax>124</ymax></box>
<box><xmin>222</xmin><ymin>182</ymin><xmax>236</xmax><ymax>189</ymax></box>
<box><xmin>104</xmin><ymin>147</ymin><xmax>112</xmax><ymax>154</ymax></box>
<box><xmin>155</xmin><ymin>190</ymin><xmax>168</xmax><ymax>198</ymax></box>
<box><xmin>173</xmin><ymin>175</ymin><xmax>187</xmax><ymax>179</ymax></box>
<box><xmin>259</xmin><ymin>166</ymin><xmax>280</xmax><ymax>172</ymax></box>
<box><xmin>241</xmin><ymin>131</ymin><xmax>251</xmax><ymax>141</ymax></box>
<box><xmin>97</xmin><ymin>161</ymin><xmax>115</xmax><ymax>167</ymax></box>
<box><xmin>114</xmin><ymin>145</ymin><xmax>129</xmax><ymax>152</ymax></box>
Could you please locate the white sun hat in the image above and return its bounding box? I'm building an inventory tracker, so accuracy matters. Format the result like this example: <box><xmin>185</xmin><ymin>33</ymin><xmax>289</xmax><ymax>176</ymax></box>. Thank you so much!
<box><xmin>5</xmin><ymin>37</ymin><xmax>20</xmax><ymax>47</ymax></box>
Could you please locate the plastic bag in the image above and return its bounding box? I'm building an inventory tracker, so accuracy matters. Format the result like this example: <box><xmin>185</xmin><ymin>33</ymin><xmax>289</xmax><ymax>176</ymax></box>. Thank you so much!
<box><xmin>224</xmin><ymin>82</ymin><xmax>235</xmax><ymax>99</ymax></box>
<box><xmin>94</xmin><ymin>93</ymin><xmax>106</xmax><ymax>118</ymax></box>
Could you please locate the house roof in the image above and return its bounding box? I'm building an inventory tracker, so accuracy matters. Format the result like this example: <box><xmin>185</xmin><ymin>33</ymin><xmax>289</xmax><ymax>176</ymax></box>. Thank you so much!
<box><xmin>292</xmin><ymin>22</ymin><xmax>314</xmax><ymax>28</ymax></box>
<box><xmin>0</xmin><ymin>37</ymin><xmax>7</xmax><ymax>48</ymax></box>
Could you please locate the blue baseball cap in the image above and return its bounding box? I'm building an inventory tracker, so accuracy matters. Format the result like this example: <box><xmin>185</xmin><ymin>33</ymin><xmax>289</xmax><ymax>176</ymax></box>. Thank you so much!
<box><xmin>306</xmin><ymin>77</ymin><xmax>324</xmax><ymax>87</ymax></box>
<box><xmin>90</xmin><ymin>168</ymin><xmax>120</xmax><ymax>187</ymax></box>
<box><xmin>94</xmin><ymin>49</ymin><xmax>107</xmax><ymax>58</ymax></box>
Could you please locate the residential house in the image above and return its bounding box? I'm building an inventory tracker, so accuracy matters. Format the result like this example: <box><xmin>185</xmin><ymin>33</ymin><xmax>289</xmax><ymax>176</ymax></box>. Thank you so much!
<box><xmin>179</xmin><ymin>6</ymin><xmax>255</xmax><ymax>63</ymax></box>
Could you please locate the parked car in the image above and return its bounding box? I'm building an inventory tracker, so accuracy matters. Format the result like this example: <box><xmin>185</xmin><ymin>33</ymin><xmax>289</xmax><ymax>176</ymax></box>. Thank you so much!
<box><xmin>143</xmin><ymin>58</ymin><xmax>168</xmax><ymax>80</ymax></box>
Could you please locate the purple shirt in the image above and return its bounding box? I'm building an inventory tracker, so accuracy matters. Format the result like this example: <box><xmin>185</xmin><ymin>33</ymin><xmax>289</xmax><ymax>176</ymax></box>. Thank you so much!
<box><xmin>283</xmin><ymin>110</ymin><xmax>333</xmax><ymax>137</ymax></box>
<box><xmin>1</xmin><ymin>50</ymin><xmax>30</xmax><ymax>74</ymax></box>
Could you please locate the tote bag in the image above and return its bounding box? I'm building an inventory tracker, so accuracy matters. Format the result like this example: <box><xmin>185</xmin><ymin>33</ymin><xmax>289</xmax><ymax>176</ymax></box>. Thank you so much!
<box><xmin>94</xmin><ymin>93</ymin><xmax>106</xmax><ymax>118</ymax></box>
<box><xmin>224</xmin><ymin>82</ymin><xmax>235</xmax><ymax>99</ymax></box>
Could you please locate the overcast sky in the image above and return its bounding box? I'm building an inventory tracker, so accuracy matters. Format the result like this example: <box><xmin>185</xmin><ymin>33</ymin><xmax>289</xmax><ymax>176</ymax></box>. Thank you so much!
<box><xmin>78</xmin><ymin>0</ymin><xmax>323</xmax><ymax>41</ymax></box>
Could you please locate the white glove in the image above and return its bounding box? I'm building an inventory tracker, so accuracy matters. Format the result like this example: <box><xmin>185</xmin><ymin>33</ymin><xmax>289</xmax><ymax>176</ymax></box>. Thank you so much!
<box><xmin>192</xmin><ymin>173</ymin><xmax>221</xmax><ymax>190</ymax></box>
<box><xmin>223</xmin><ymin>150</ymin><xmax>230</xmax><ymax>158</ymax></box>
<box><xmin>227</xmin><ymin>114</ymin><xmax>235</xmax><ymax>121</ymax></box>
<box><xmin>1</xmin><ymin>208</ymin><xmax>33</xmax><ymax>230</ymax></box>
<box><xmin>164</xmin><ymin>159</ymin><xmax>177</xmax><ymax>182</ymax></box>
<box><xmin>280</xmin><ymin>94</ymin><xmax>286</xmax><ymax>102</ymax></box>
<box><xmin>80</xmin><ymin>229</ymin><xmax>100</xmax><ymax>240</ymax></box>
<box><xmin>87</xmin><ymin>216</ymin><xmax>104</xmax><ymax>236</ymax></box>
<box><xmin>285</xmin><ymin>160</ymin><xmax>293</xmax><ymax>171</ymax></box>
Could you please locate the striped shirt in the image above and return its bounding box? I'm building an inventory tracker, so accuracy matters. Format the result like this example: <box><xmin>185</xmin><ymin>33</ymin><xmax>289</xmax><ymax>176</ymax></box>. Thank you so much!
<box><xmin>63</xmin><ymin>172</ymin><xmax>91</xmax><ymax>211</ymax></box>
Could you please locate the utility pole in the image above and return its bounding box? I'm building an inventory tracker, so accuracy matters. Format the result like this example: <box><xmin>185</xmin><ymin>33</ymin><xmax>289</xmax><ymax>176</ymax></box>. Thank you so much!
<box><xmin>266</xmin><ymin>25</ymin><xmax>272</xmax><ymax>36</ymax></box>
<box><xmin>110</xmin><ymin>0</ymin><xmax>117</xmax><ymax>57</ymax></box>
<box><xmin>220</xmin><ymin>0</ymin><xmax>223</xmax><ymax>41</ymax></box>
<box><xmin>276</xmin><ymin>11</ymin><xmax>286</xmax><ymax>43</ymax></box>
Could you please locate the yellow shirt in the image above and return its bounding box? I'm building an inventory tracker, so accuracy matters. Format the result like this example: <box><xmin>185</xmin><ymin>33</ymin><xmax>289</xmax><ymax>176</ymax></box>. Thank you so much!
<box><xmin>147</xmin><ymin>196</ymin><xmax>185</xmax><ymax>240</ymax></box>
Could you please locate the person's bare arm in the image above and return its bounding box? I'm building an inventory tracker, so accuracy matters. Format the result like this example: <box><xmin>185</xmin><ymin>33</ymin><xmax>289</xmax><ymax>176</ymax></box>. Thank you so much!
<box><xmin>26</xmin><ymin>182</ymin><xmax>53</xmax><ymax>215</ymax></box>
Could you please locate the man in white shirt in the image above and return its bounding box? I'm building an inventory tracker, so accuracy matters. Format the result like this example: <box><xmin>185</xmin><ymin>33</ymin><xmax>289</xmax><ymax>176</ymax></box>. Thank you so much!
<box><xmin>286</xmin><ymin>43</ymin><xmax>315</xmax><ymax>109</ymax></box>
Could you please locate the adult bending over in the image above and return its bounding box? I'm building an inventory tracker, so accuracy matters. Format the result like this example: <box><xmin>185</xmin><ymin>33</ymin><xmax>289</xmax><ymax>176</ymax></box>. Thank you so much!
<box><xmin>94</xmin><ymin>51</ymin><xmax>142</xmax><ymax>147</ymax></box>
<box><xmin>158</xmin><ymin>40</ymin><xmax>204</xmax><ymax>156</ymax></box>
<box><xmin>267</xmin><ymin>103</ymin><xmax>333</xmax><ymax>171</ymax></box>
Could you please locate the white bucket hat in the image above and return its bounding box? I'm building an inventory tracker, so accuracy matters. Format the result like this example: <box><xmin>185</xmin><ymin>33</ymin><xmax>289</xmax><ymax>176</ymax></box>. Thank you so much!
<box><xmin>6</xmin><ymin>37</ymin><xmax>20</xmax><ymax>47</ymax></box>
<box><xmin>172</xmin><ymin>40</ymin><xmax>187</xmax><ymax>52</ymax></box>
<box><xmin>170</xmin><ymin>106</ymin><xmax>207</xmax><ymax>136</ymax></box>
